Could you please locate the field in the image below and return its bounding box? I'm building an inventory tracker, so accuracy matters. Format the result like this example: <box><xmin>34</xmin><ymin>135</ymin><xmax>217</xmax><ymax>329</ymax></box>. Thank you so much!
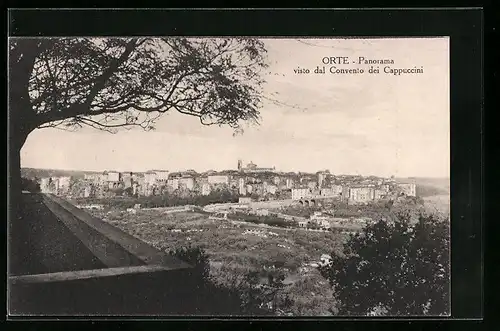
<box><xmin>92</xmin><ymin>208</ymin><xmax>347</xmax><ymax>315</ymax></box>
<box><xmin>83</xmin><ymin>186</ymin><xmax>449</xmax><ymax>315</ymax></box>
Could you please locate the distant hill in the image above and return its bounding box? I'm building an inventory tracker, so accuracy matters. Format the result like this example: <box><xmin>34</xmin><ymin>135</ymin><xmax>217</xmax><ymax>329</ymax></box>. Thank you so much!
<box><xmin>21</xmin><ymin>168</ymin><xmax>102</xmax><ymax>179</ymax></box>
<box><xmin>423</xmin><ymin>194</ymin><xmax>450</xmax><ymax>216</ymax></box>
<box><xmin>396</xmin><ymin>177</ymin><xmax>450</xmax><ymax>197</ymax></box>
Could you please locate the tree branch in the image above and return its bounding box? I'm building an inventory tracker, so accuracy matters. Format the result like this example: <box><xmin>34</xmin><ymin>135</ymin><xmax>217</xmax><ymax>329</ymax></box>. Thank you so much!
<box><xmin>14</xmin><ymin>37</ymin><xmax>269</xmax><ymax>141</ymax></box>
<box><xmin>84</xmin><ymin>39</ymin><xmax>139</xmax><ymax>108</ymax></box>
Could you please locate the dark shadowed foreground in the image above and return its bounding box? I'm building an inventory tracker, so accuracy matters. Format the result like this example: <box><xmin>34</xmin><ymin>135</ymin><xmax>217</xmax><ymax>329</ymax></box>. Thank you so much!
<box><xmin>8</xmin><ymin>193</ymin><xmax>273</xmax><ymax>316</ymax></box>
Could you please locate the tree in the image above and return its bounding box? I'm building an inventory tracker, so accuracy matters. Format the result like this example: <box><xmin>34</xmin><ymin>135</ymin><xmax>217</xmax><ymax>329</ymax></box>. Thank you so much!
<box><xmin>122</xmin><ymin>187</ymin><xmax>134</xmax><ymax>197</ymax></box>
<box><xmin>169</xmin><ymin>246</ymin><xmax>293</xmax><ymax>315</ymax></box>
<box><xmin>318</xmin><ymin>214</ymin><xmax>450</xmax><ymax>316</ymax></box>
<box><xmin>9</xmin><ymin>37</ymin><xmax>268</xmax><ymax>205</ymax></box>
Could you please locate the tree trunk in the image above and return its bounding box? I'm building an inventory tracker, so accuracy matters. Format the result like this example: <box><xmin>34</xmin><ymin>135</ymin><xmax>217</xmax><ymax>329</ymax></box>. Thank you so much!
<box><xmin>10</xmin><ymin>140</ymin><xmax>23</xmax><ymax>221</ymax></box>
<box><xmin>9</xmin><ymin>116</ymin><xmax>32</xmax><ymax>222</ymax></box>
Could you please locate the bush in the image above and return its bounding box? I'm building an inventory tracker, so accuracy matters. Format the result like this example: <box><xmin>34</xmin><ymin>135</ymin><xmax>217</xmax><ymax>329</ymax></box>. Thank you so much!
<box><xmin>82</xmin><ymin>189</ymin><xmax>241</xmax><ymax>210</ymax></box>
<box><xmin>169</xmin><ymin>246</ymin><xmax>294</xmax><ymax>315</ymax></box>
<box><xmin>263</xmin><ymin>216</ymin><xmax>289</xmax><ymax>228</ymax></box>
<box><xmin>318</xmin><ymin>214</ymin><xmax>450</xmax><ymax>316</ymax></box>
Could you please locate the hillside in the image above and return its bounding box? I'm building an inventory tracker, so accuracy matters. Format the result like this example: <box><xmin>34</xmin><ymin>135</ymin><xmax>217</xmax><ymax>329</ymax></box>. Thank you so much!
<box><xmin>423</xmin><ymin>194</ymin><xmax>450</xmax><ymax>216</ymax></box>
<box><xmin>21</xmin><ymin>168</ymin><xmax>101</xmax><ymax>179</ymax></box>
<box><xmin>396</xmin><ymin>177</ymin><xmax>450</xmax><ymax>197</ymax></box>
<box><xmin>21</xmin><ymin>169</ymin><xmax>451</xmax><ymax>199</ymax></box>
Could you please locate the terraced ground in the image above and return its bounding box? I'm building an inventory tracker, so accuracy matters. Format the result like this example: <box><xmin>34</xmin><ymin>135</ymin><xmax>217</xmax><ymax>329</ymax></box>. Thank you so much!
<box><xmin>89</xmin><ymin>193</ymin><xmax>449</xmax><ymax>316</ymax></box>
<box><xmin>91</xmin><ymin>208</ymin><xmax>345</xmax><ymax>315</ymax></box>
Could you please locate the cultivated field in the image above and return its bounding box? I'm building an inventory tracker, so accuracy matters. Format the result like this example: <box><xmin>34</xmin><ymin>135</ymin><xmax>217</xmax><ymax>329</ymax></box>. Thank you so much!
<box><xmin>92</xmin><ymin>208</ymin><xmax>346</xmax><ymax>315</ymax></box>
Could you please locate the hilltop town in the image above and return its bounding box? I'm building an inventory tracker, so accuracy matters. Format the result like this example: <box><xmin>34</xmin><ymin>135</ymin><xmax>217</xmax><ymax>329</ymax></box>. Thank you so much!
<box><xmin>23</xmin><ymin>159</ymin><xmax>430</xmax><ymax>236</ymax></box>
<box><xmin>17</xmin><ymin>160</ymin><xmax>449</xmax><ymax>316</ymax></box>
<box><xmin>35</xmin><ymin>159</ymin><xmax>417</xmax><ymax>205</ymax></box>
<box><xmin>9</xmin><ymin>33</ymin><xmax>454</xmax><ymax>317</ymax></box>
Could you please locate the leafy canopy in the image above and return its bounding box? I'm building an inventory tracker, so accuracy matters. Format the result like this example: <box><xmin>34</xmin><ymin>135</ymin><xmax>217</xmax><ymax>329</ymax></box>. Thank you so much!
<box><xmin>318</xmin><ymin>214</ymin><xmax>450</xmax><ymax>316</ymax></box>
<box><xmin>9</xmin><ymin>38</ymin><xmax>268</xmax><ymax>137</ymax></box>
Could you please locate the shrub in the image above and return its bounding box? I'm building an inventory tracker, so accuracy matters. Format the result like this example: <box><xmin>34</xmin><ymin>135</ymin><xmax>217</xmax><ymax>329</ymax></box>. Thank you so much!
<box><xmin>169</xmin><ymin>246</ymin><xmax>293</xmax><ymax>315</ymax></box>
<box><xmin>318</xmin><ymin>214</ymin><xmax>450</xmax><ymax>316</ymax></box>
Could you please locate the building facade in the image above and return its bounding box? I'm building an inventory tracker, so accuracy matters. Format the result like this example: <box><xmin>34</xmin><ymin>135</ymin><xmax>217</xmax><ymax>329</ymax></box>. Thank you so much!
<box><xmin>317</xmin><ymin>172</ymin><xmax>328</xmax><ymax>188</ymax></box>
<box><xmin>178</xmin><ymin>177</ymin><xmax>195</xmax><ymax>190</ymax></box>
<box><xmin>398</xmin><ymin>183</ymin><xmax>417</xmax><ymax>197</ymax></box>
<box><xmin>331</xmin><ymin>185</ymin><xmax>343</xmax><ymax>196</ymax></box>
<box><xmin>349</xmin><ymin>187</ymin><xmax>375</xmax><ymax>204</ymax></box>
<box><xmin>307</xmin><ymin>181</ymin><xmax>317</xmax><ymax>190</ymax></box>
<box><xmin>292</xmin><ymin>188</ymin><xmax>313</xmax><ymax>200</ymax></box>
<box><xmin>40</xmin><ymin>177</ymin><xmax>51</xmax><ymax>193</ymax></box>
<box><xmin>273</xmin><ymin>176</ymin><xmax>281</xmax><ymax>185</ymax></box>
<box><xmin>144</xmin><ymin>171</ymin><xmax>157</xmax><ymax>186</ymax></box>
<box><xmin>201</xmin><ymin>183</ymin><xmax>212</xmax><ymax>196</ymax></box>
<box><xmin>238</xmin><ymin>160</ymin><xmax>276</xmax><ymax>173</ymax></box>
<box><xmin>239</xmin><ymin>197</ymin><xmax>252</xmax><ymax>204</ymax></box>
<box><xmin>154</xmin><ymin>170</ymin><xmax>170</xmax><ymax>182</ymax></box>
<box><xmin>105</xmin><ymin>171</ymin><xmax>120</xmax><ymax>182</ymax></box>
<box><xmin>208</xmin><ymin>175</ymin><xmax>230</xmax><ymax>185</ymax></box>
<box><xmin>167</xmin><ymin>178</ymin><xmax>180</xmax><ymax>190</ymax></box>
<box><xmin>238</xmin><ymin>178</ymin><xmax>246</xmax><ymax>195</ymax></box>
<box><xmin>57</xmin><ymin>176</ymin><xmax>71</xmax><ymax>195</ymax></box>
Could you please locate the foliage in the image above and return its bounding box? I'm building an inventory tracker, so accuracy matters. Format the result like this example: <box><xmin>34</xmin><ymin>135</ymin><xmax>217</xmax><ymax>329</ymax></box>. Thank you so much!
<box><xmin>286</xmin><ymin>273</ymin><xmax>337</xmax><ymax>316</ymax></box>
<box><xmin>92</xmin><ymin>208</ymin><xmax>348</xmax><ymax>315</ymax></box>
<box><xmin>318</xmin><ymin>214</ymin><xmax>450</xmax><ymax>316</ymax></box>
<box><xmin>123</xmin><ymin>187</ymin><xmax>135</xmax><ymax>197</ymax></box>
<box><xmin>10</xmin><ymin>38</ymin><xmax>269</xmax><ymax>143</ymax></box>
<box><xmin>227</xmin><ymin>211</ymin><xmax>294</xmax><ymax>228</ymax></box>
<box><xmin>75</xmin><ymin>189</ymin><xmax>240</xmax><ymax>209</ymax></box>
<box><xmin>306</xmin><ymin>222</ymin><xmax>322</xmax><ymax>230</ymax></box>
<box><xmin>10</xmin><ymin>38</ymin><xmax>270</xmax><ymax>200</ymax></box>
<box><xmin>169</xmin><ymin>246</ymin><xmax>293</xmax><ymax>315</ymax></box>
<box><xmin>280</xmin><ymin>205</ymin><xmax>321</xmax><ymax>218</ymax></box>
<box><xmin>68</xmin><ymin>177</ymin><xmax>87</xmax><ymax>197</ymax></box>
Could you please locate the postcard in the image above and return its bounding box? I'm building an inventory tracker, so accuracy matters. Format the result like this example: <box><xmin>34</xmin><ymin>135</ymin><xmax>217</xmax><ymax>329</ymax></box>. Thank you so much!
<box><xmin>9</xmin><ymin>36</ymin><xmax>450</xmax><ymax>317</ymax></box>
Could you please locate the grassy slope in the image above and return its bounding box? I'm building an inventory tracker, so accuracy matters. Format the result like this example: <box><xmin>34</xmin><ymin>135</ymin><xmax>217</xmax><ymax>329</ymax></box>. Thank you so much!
<box><xmin>91</xmin><ymin>209</ymin><xmax>343</xmax><ymax>315</ymax></box>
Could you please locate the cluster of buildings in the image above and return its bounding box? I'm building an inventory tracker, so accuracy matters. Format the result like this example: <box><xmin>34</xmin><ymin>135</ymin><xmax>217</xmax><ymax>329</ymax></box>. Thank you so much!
<box><xmin>237</xmin><ymin>159</ymin><xmax>275</xmax><ymax>173</ymax></box>
<box><xmin>290</xmin><ymin>172</ymin><xmax>416</xmax><ymax>205</ymax></box>
<box><xmin>39</xmin><ymin>176</ymin><xmax>72</xmax><ymax>196</ymax></box>
<box><xmin>37</xmin><ymin>159</ymin><xmax>417</xmax><ymax>204</ymax></box>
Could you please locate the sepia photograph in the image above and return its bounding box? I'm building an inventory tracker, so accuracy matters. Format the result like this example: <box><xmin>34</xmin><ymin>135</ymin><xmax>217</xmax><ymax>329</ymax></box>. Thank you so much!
<box><xmin>8</xmin><ymin>36</ymin><xmax>450</xmax><ymax>317</ymax></box>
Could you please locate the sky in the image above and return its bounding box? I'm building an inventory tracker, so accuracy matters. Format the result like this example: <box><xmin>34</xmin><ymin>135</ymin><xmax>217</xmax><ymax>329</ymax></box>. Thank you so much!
<box><xmin>21</xmin><ymin>38</ymin><xmax>449</xmax><ymax>178</ymax></box>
